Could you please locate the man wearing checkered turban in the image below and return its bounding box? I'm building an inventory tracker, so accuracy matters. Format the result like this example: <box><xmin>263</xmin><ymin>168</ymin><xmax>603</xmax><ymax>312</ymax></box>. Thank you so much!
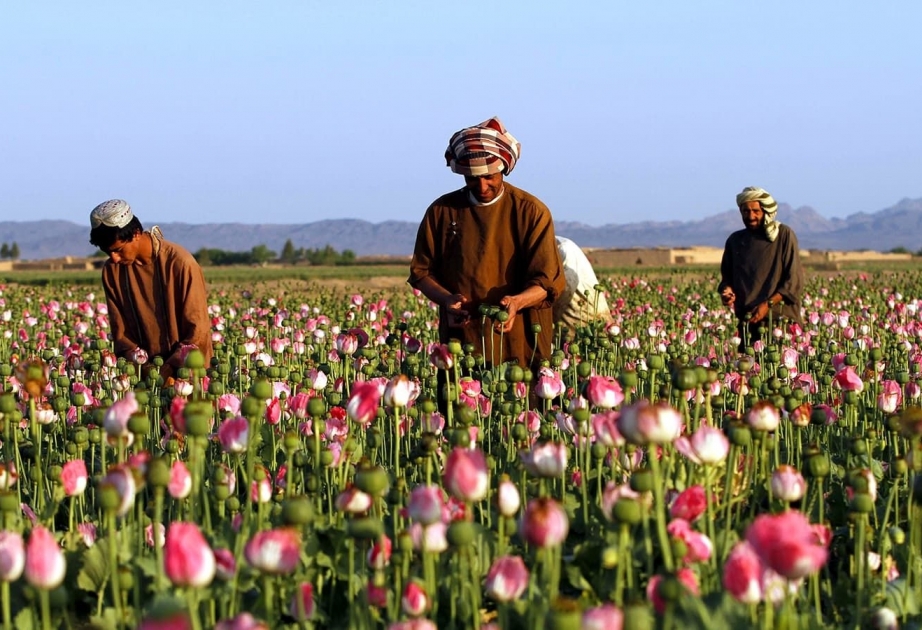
<box><xmin>718</xmin><ymin>186</ymin><xmax>804</xmax><ymax>347</ymax></box>
<box><xmin>409</xmin><ymin>117</ymin><xmax>565</xmax><ymax>376</ymax></box>
<box><xmin>89</xmin><ymin>199</ymin><xmax>213</xmax><ymax>379</ymax></box>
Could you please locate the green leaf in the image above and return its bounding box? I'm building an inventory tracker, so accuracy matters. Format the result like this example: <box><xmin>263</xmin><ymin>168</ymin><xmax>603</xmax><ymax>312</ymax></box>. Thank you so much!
<box><xmin>89</xmin><ymin>607</ymin><xmax>120</xmax><ymax>630</ymax></box>
<box><xmin>13</xmin><ymin>607</ymin><xmax>34</xmax><ymax>630</ymax></box>
<box><xmin>77</xmin><ymin>543</ymin><xmax>110</xmax><ymax>593</ymax></box>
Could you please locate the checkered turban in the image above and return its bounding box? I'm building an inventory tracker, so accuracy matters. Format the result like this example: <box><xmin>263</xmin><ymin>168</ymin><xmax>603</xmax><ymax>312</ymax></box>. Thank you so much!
<box><xmin>736</xmin><ymin>187</ymin><xmax>781</xmax><ymax>242</ymax></box>
<box><xmin>90</xmin><ymin>199</ymin><xmax>134</xmax><ymax>229</ymax></box>
<box><xmin>445</xmin><ymin>117</ymin><xmax>521</xmax><ymax>177</ymax></box>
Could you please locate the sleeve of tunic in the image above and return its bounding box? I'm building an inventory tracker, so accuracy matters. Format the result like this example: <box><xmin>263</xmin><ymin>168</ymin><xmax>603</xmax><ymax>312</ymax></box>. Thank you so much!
<box><xmin>520</xmin><ymin>203</ymin><xmax>565</xmax><ymax>308</ymax></box>
<box><xmin>718</xmin><ymin>236</ymin><xmax>734</xmax><ymax>296</ymax></box>
<box><xmin>776</xmin><ymin>227</ymin><xmax>804</xmax><ymax>306</ymax></box>
<box><xmin>408</xmin><ymin>205</ymin><xmax>439</xmax><ymax>287</ymax></box>
<box><xmin>171</xmin><ymin>252</ymin><xmax>212</xmax><ymax>354</ymax></box>
<box><xmin>101</xmin><ymin>266</ymin><xmax>140</xmax><ymax>357</ymax></box>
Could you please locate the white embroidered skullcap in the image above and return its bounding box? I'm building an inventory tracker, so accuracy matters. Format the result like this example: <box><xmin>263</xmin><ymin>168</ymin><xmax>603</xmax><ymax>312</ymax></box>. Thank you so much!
<box><xmin>90</xmin><ymin>199</ymin><xmax>134</xmax><ymax>229</ymax></box>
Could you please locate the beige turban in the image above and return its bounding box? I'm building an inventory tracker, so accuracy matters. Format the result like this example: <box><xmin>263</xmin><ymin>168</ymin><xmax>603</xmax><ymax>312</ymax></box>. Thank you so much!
<box><xmin>90</xmin><ymin>199</ymin><xmax>134</xmax><ymax>229</ymax></box>
<box><xmin>445</xmin><ymin>117</ymin><xmax>521</xmax><ymax>177</ymax></box>
<box><xmin>736</xmin><ymin>187</ymin><xmax>780</xmax><ymax>242</ymax></box>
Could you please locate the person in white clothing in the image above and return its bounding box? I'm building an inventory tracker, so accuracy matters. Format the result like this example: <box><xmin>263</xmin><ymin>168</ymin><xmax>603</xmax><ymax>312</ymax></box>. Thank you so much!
<box><xmin>553</xmin><ymin>236</ymin><xmax>612</xmax><ymax>329</ymax></box>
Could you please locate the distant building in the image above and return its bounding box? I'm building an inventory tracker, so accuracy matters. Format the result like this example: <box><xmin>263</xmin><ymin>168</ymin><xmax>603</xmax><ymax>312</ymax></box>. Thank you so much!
<box><xmin>581</xmin><ymin>246</ymin><xmax>911</xmax><ymax>268</ymax></box>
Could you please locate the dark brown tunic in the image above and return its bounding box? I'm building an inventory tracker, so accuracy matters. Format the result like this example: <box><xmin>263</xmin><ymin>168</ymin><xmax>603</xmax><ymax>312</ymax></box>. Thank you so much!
<box><xmin>101</xmin><ymin>228</ymin><xmax>213</xmax><ymax>374</ymax></box>
<box><xmin>409</xmin><ymin>184</ymin><xmax>565</xmax><ymax>368</ymax></box>
<box><xmin>718</xmin><ymin>223</ymin><xmax>804</xmax><ymax>326</ymax></box>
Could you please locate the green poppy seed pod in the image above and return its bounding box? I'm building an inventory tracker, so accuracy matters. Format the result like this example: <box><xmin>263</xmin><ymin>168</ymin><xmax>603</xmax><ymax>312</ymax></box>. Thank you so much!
<box><xmin>346</xmin><ymin>516</ymin><xmax>384</xmax><ymax>540</ymax></box>
<box><xmin>506</xmin><ymin>364</ymin><xmax>525</xmax><ymax>383</ymax></box>
<box><xmin>305</xmin><ymin>397</ymin><xmax>326</xmax><ymax>418</ymax></box>
<box><xmin>629</xmin><ymin>467</ymin><xmax>655</xmax><ymax>493</ymax></box>
<box><xmin>208</xmin><ymin>381</ymin><xmax>225</xmax><ymax>397</ymax></box>
<box><xmin>217</xmin><ymin>362</ymin><xmax>231</xmax><ymax>375</ymax></box>
<box><xmin>673</xmin><ymin>367</ymin><xmax>698</xmax><ymax>391</ymax></box>
<box><xmin>127</xmin><ymin>411</ymin><xmax>150</xmax><ymax>435</ymax></box>
<box><xmin>353</xmin><ymin>463</ymin><xmax>390</xmax><ymax>496</ymax></box>
<box><xmin>184</xmin><ymin>349</ymin><xmax>205</xmax><ymax>370</ymax></box>
<box><xmin>147</xmin><ymin>457</ymin><xmax>172</xmax><ymax>488</ymax></box>
<box><xmin>870</xmin><ymin>347</ymin><xmax>884</xmax><ymax>362</ymax></box>
<box><xmin>0</xmin><ymin>394</ymin><xmax>16</xmax><ymax>414</ymax></box>
<box><xmin>511</xmin><ymin>423</ymin><xmax>529</xmax><ymax>442</ymax></box>
<box><xmin>97</xmin><ymin>484</ymin><xmax>121</xmax><ymax>512</ymax></box>
<box><xmin>421</xmin><ymin>433</ymin><xmax>440</xmax><ymax>453</ymax></box>
<box><xmin>544</xmin><ymin>598</ymin><xmax>582</xmax><ymax>630</ymax></box>
<box><xmin>843</xmin><ymin>391</ymin><xmax>859</xmax><ymax>405</ymax></box>
<box><xmin>622</xmin><ymin>603</ymin><xmax>653</xmax><ymax>630</ymax></box>
<box><xmin>805</xmin><ymin>452</ymin><xmax>830</xmax><ymax>479</ymax></box>
<box><xmin>185</xmin><ymin>412</ymin><xmax>211</xmax><ymax>438</ymax></box>
<box><xmin>281</xmin><ymin>496</ymin><xmax>315</xmax><ymax>526</ymax></box>
<box><xmin>267</xmin><ymin>366</ymin><xmax>281</xmax><ymax>379</ymax></box>
<box><xmin>283</xmin><ymin>430</ymin><xmax>301</xmax><ymax>453</ymax></box>
<box><xmin>250</xmin><ymin>379</ymin><xmax>272</xmax><ymax>401</ymax></box>
<box><xmin>897</xmin><ymin>372</ymin><xmax>911</xmax><ymax>385</ymax></box>
<box><xmin>647</xmin><ymin>354</ymin><xmax>664</xmax><ymax>371</ymax></box>
<box><xmin>590</xmin><ymin>442</ymin><xmax>608</xmax><ymax>462</ymax></box>
<box><xmin>889</xmin><ymin>526</ymin><xmax>906</xmax><ymax>545</ymax></box>
<box><xmin>47</xmin><ymin>465</ymin><xmax>62</xmax><ymax>482</ymax></box>
<box><xmin>601</xmin><ymin>546</ymin><xmax>619</xmax><ymax>569</ymax></box>
<box><xmin>670</xmin><ymin>538</ymin><xmax>689</xmax><ymax>563</ymax></box>
<box><xmin>619</xmin><ymin>370</ymin><xmax>638</xmax><ymax>388</ymax></box>
<box><xmin>319</xmin><ymin>448</ymin><xmax>335</xmax><ymax>467</ymax></box>
<box><xmin>447</xmin><ymin>521</ymin><xmax>477</xmax><ymax>547</ymax></box>
<box><xmin>88</xmin><ymin>427</ymin><xmax>102</xmax><ymax>444</ymax></box>
<box><xmin>572</xmin><ymin>408</ymin><xmax>590</xmax><ymax>424</ymax></box>
<box><xmin>613</xmin><ymin>497</ymin><xmax>643</xmax><ymax>525</ymax></box>
<box><xmin>447</xmin><ymin>339</ymin><xmax>463</xmax><ymax>356</ymax></box>
<box><xmin>850</xmin><ymin>439</ymin><xmax>868</xmax><ymax>456</ymax></box>
<box><xmin>226</xmin><ymin>497</ymin><xmax>241</xmax><ymax>512</ymax></box>
<box><xmin>531</xmin><ymin>324</ymin><xmax>542</xmax><ymax>334</ymax></box>
<box><xmin>213</xmin><ymin>485</ymin><xmax>231</xmax><ymax>501</ymax></box>
<box><xmin>891</xmin><ymin>458</ymin><xmax>909</xmax><ymax>477</ymax></box>
<box><xmin>0</xmin><ymin>491</ymin><xmax>18</xmax><ymax>513</ymax></box>
<box><xmin>165</xmin><ymin>438</ymin><xmax>181</xmax><ymax>454</ymax></box>
<box><xmin>850</xmin><ymin>494</ymin><xmax>875</xmax><ymax>514</ymax></box>
<box><xmin>454</xmin><ymin>403</ymin><xmax>477</xmax><ymax>426</ymax></box>
<box><xmin>65</xmin><ymin>443</ymin><xmax>78</xmax><ymax>456</ymax></box>
<box><xmin>241</xmin><ymin>395</ymin><xmax>262</xmax><ymax>419</ymax></box>
<box><xmin>576</xmin><ymin>361</ymin><xmax>592</xmax><ymax>379</ymax></box>
<box><xmin>450</xmin><ymin>428</ymin><xmax>470</xmax><ymax>448</ymax></box>
<box><xmin>495</xmin><ymin>310</ymin><xmax>509</xmax><ymax>323</ymax></box>
<box><xmin>728</xmin><ymin>423</ymin><xmax>752</xmax><ymax>447</ymax></box>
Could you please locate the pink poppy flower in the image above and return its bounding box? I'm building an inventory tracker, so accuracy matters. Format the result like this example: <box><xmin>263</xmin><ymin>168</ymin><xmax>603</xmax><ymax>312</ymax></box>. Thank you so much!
<box><xmin>99</xmin><ymin>464</ymin><xmax>137</xmax><ymax>517</ymax></box>
<box><xmin>168</xmin><ymin>460</ymin><xmax>192</xmax><ymax>500</ymax></box>
<box><xmin>401</xmin><ymin>580</ymin><xmax>430</xmax><ymax>617</ymax></box>
<box><xmin>674</xmin><ymin>424</ymin><xmax>729</xmax><ymax>465</ymax></box>
<box><xmin>218</xmin><ymin>416</ymin><xmax>249</xmax><ymax>454</ymax></box>
<box><xmin>383</xmin><ymin>374</ymin><xmax>413</xmax><ymax>408</ymax></box>
<box><xmin>61</xmin><ymin>459</ymin><xmax>88</xmax><ymax>497</ymax></box>
<box><xmin>617</xmin><ymin>400</ymin><xmax>682</xmax><ymax>445</ymax></box>
<box><xmin>834</xmin><ymin>366</ymin><xmax>864</xmax><ymax>393</ymax></box>
<box><xmin>335</xmin><ymin>485</ymin><xmax>373</xmax><ymax>514</ymax></box>
<box><xmin>103</xmin><ymin>391</ymin><xmax>138</xmax><ymax>438</ymax></box>
<box><xmin>366</xmin><ymin>535</ymin><xmax>392</xmax><ymax>570</ymax></box>
<box><xmin>290</xmin><ymin>582</ymin><xmax>316</xmax><ymax>621</ymax></box>
<box><xmin>722</xmin><ymin>541</ymin><xmax>764</xmax><ymax>604</ymax></box>
<box><xmin>484</xmin><ymin>555</ymin><xmax>529</xmax><ymax>603</ymax></box>
<box><xmin>521</xmin><ymin>498</ymin><xmax>569</xmax><ymax>548</ymax></box>
<box><xmin>496</xmin><ymin>477</ymin><xmax>521</xmax><ymax>517</ymax></box>
<box><xmin>647</xmin><ymin>568</ymin><xmax>699</xmax><ymax>614</ymax></box>
<box><xmin>0</xmin><ymin>531</ymin><xmax>25</xmax><ymax>582</ymax></box>
<box><xmin>346</xmin><ymin>380</ymin><xmax>381</xmax><ymax>427</ymax></box>
<box><xmin>582</xmin><ymin>604</ymin><xmax>624</xmax><ymax>630</ymax></box>
<box><xmin>667</xmin><ymin>518</ymin><xmax>713</xmax><ymax>564</ymax></box>
<box><xmin>669</xmin><ymin>485</ymin><xmax>708</xmax><ymax>522</ymax></box>
<box><xmin>520</xmin><ymin>441</ymin><xmax>568</xmax><ymax>478</ymax></box>
<box><xmin>745</xmin><ymin>511</ymin><xmax>829</xmax><ymax>580</ymax></box>
<box><xmin>215</xmin><ymin>613</ymin><xmax>269</xmax><ymax>630</ymax></box>
<box><xmin>244</xmin><ymin>528</ymin><xmax>301</xmax><ymax>574</ymax></box>
<box><xmin>586</xmin><ymin>375</ymin><xmax>624</xmax><ymax>409</ymax></box>
<box><xmin>770</xmin><ymin>465</ymin><xmax>806</xmax><ymax>502</ymax></box>
<box><xmin>592</xmin><ymin>411</ymin><xmax>624</xmax><ymax>448</ymax></box>
<box><xmin>443</xmin><ymin>447</ymin><xmax>489</xmax><ymax>502</ymax></box>
<box><xmin>24</xmin><ymin>526</ymin><xmax>66</xmax><ymax>590</ymax></box>
<box><xmin>407</xmin><ymin>485</ymin><xmax>444</xmax><ymax>525</ymax></box>
<box><xmin>213</xmin><ymin>547</ymin><xmax>236</xmax><ymax>581</ymax></box>
<box><xmin>164</xmin><ymin>522</ymin><xmax>215</xmax><ymax>588</ymax></box>
<box><xmin>533</xmin><ymin>368</ymin><xmax>565</xmax><ymax>400</ymax></box>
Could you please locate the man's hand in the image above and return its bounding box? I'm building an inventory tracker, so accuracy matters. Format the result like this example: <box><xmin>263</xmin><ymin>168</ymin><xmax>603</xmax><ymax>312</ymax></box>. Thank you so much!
<box><xmin>720</xmin><ymin>287</ymin><xmax>736</xmax><ymax>311</ymax></box>
<box><xmin>495</xmin><ymin>296</ymin><xmax>521</xmax><ymax>333</ymax></box>
<box><xmin>444</xmin><ymin>293</ymin><xmax>471</xmax><ymax>327</ymax></box>
<box><xmin>749</xmin><ymin>301</ymin><xmax>770</xmax><ymax>324</ymax></box>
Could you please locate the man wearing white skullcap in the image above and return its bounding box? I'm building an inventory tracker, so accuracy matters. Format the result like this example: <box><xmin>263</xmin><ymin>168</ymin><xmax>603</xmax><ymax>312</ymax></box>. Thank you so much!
<box><xmin>89</xmin><ymin>200</ymin><xmax>213</xmax><ymax>380</ymax></box>
<box><xmin>409</xmin><ymin>117</ymin><xmax>565</xmax><ymax>375</ymax></box>
<box><xmin>718</xmin><ymin>186</ymin><xmax>804</xmax><ymax>347</ymax></box>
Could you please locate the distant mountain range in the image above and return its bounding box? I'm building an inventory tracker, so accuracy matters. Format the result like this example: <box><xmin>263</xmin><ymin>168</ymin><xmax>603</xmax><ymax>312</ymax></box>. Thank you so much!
<box><xmin>3</xmin><ymin>197</ymin><xmax>921</xmax><ymax>261</ymax></box>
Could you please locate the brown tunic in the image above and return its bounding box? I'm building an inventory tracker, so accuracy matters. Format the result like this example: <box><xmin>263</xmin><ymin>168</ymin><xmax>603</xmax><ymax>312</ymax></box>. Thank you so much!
<box><xmin>718</xmin><ymin>223</ymin><xmax>804</xmax><ymax>325</ymax></box>
<box><xmin>409</xmin><ymin>184</ymin><xmax>566</xmax><ymax>368</ymax></box>
<box><xmin>101</xmin><ymin>228</ymin><xmax>213</xmax><ymax>374</ymax></box>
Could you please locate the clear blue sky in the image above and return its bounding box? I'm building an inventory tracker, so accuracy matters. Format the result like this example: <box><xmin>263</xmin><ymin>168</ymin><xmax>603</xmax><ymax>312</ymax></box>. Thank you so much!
<box><xmin>2</xmin><ymin>1</ymin><xmax>920</xmax><ymax>227</ymax></box>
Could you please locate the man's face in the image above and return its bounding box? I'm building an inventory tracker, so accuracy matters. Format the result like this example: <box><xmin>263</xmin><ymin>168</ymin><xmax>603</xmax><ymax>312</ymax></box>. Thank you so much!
<box><xmin>740</xmin><ymin>200</ymin><xmax>764</xmax><ymax>231</ymax></box>
<box><xmin>105</xmin><ymin>233</ymin><xmax>142</xmax><ymax>265</ymax></box>
<box><xmin>464</xmin><ymin>172</ymin><xmax>504</xmax><ymax>204</ymax></box>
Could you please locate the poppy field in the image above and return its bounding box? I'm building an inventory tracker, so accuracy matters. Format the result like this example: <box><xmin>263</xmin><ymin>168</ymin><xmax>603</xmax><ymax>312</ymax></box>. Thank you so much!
<box><xmin>1</xmin><ymin>269</ymin><xmax>921</xmax><ymax>630</ymax></box>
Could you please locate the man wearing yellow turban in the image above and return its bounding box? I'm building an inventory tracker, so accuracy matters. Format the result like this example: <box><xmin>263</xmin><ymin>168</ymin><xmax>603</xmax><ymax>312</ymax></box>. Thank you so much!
<box><xmin>409</xmin><ymin>117</ymin><xmax>566</xmax><ymax>370</ymax></box>
<box><xmin>718</xmin><ymin>186</ymin><xmax>804</xmax><ymax>347</ymax></box>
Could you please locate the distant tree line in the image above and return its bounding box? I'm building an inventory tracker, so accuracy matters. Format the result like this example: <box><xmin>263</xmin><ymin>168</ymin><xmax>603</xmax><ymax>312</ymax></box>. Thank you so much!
<box><xmin>0</xmin><ymin>242</ymin><xmax>20</xmax><ymax>260</ymax></box>
<box><xmin>194</xmin><ymin>240</ymin><xmax>357</xmax><ymax>266</ymax></box>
